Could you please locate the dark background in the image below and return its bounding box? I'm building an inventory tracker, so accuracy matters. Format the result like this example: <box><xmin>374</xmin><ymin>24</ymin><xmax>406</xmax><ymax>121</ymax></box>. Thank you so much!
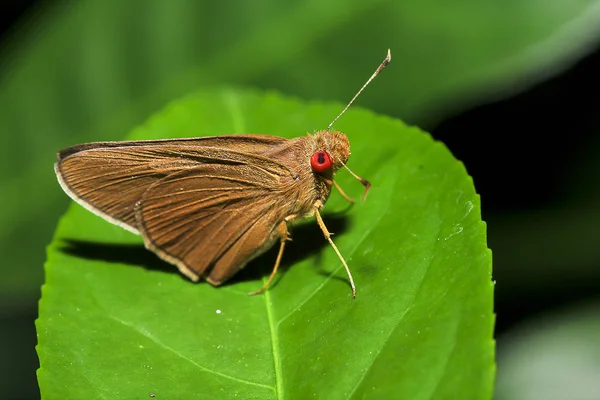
<box><xmin>1</xmin><ymin>1</ymin><xmax>599</xmax><ymax>399</ymax></box>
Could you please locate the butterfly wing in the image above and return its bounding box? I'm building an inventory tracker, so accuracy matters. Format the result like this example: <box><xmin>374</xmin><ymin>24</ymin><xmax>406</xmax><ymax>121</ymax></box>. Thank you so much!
<box><xmin>55</xmin><ymin>135</ymin><xmax>292</xmax><ymax>233</ymax></box>
<box><xmin>136</xmin><ymin>164</ymin><xmax>289</xmax><ymax>283</ymax></box>
<box><xmin>58</xmin><ymin>134</ymin><xmax>289</xmax><ymax>159</ymax></box>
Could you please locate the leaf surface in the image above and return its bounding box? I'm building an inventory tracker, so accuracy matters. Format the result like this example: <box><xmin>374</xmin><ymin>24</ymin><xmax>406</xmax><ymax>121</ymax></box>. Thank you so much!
<box><xmin>37</xmin><ymin>89</ymin><xmax>494</xmax><ymax>399</ymax></box>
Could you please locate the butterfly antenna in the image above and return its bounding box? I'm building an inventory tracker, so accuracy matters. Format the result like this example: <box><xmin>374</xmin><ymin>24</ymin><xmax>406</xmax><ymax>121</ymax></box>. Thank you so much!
<box><xmin>343</xmin><ymin>163</ymin><xmax>371</xmax><ymax>201</ymax></box>
<box><xmin>327</xmin><ymin>49</ymin><xmax>391</xmax><ymax>132</ymax></box>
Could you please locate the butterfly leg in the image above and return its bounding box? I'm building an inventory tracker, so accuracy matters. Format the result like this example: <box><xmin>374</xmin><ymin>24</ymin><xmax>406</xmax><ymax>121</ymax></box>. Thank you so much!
<box><xmin>313</xmin><ymin>203</ymin><xmax>357</xmax><ymax>298</ymax></box>
<box><xmin>248</xmin><ymin>220</ymin><xmax>290</xmax><ymax>296</ymax></box>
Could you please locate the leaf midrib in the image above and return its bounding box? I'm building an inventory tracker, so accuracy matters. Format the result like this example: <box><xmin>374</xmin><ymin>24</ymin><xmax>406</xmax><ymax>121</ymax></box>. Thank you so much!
<box><xmin>223</xmin><ymin>86</ymin><xmax>282</xmax><ymax>399</ymax></box>
<box><xmin>264</xmin><ymin>286</ymin><xmax>283</xmax><ymax>399</ymax></box>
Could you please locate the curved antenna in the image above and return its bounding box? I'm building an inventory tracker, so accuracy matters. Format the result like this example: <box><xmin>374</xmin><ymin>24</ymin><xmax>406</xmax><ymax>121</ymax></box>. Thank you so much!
<box><xmin>326</xmin><ymin>49</ymin><xmax>391</xmax><ymax>131</ymax></box>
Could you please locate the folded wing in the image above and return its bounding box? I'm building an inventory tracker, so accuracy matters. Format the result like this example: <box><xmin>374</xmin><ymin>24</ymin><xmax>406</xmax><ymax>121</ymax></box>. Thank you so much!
<box><xmin>136</xmin><ymin>164</ymin><xmax>288</xmax><ymax>282</ymax></box>
<box><xmin>55</xmin><ymin>136</ymin><xmax>291</xmax><ymax>233</ymax></box>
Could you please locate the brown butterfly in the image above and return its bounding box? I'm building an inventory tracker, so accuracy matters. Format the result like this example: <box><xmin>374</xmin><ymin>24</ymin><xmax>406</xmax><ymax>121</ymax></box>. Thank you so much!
<box><xmin>55</xmin><ymin>50</ymin><xmax>391</xmax><ymax>298</ymax></box>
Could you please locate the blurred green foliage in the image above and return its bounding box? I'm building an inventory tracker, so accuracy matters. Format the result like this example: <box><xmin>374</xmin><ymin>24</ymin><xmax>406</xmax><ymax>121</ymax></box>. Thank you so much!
<box><xmin>1</xmin><ymin>0</ymin><xmax>600</xmax><ymax>398</ymax></box>
<box><xmin>495</xmin><ymin>301</ymin><xmax>600</xmax><ymax>400</ymax></box>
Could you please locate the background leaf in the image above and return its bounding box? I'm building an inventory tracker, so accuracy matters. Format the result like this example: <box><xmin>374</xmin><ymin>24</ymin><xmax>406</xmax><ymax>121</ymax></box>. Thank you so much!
<box><xmin>37</xmin><ymin>89</ymin><xmax>494</xmax><ymax>399</ymax></box>
<box><xmin>495</xmin><ymin>301</ymin><xmax>600</xmax><ymax>400</ymax></box>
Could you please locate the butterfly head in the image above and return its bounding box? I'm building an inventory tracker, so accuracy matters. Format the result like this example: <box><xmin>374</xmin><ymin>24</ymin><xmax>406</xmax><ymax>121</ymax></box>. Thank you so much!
<box><xmin>310</xmin><ymin>130</ymin><xmax>350</xmax><ymax>176</ymax></box>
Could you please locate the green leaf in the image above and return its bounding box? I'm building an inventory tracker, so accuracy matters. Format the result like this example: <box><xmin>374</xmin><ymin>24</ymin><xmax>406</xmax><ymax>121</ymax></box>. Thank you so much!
<box><xmin>37</xmin><ymin>89</ymin><xmax>494</xmax><ymax>399</ymax></box>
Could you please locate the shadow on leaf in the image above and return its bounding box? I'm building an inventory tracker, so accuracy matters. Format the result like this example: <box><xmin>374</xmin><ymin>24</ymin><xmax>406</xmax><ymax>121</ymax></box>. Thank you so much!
<box><xmin>229</xmin><ymin>213</ymin><xmax>350</xmax><ymax>288</ymax></box>
<box><xmin>59</xmin><ymin>213</ymin><xmax>350</xmax><ymax>288</ymax></box>
<box><xmin>59</xmin><ymin>239</ymin><xmax>180</xmax><ymax>277</ymax></box>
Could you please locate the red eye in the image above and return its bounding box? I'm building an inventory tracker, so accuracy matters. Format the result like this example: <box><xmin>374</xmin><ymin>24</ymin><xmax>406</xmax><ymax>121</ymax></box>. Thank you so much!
<box><xmin>310</xmin><ymin>151</ymin><xmax>333</xmax><ymax>173</ymax></box>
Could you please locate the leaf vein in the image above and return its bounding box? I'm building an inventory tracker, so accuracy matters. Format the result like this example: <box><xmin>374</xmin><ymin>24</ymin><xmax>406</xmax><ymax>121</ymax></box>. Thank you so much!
<box><xmin>106</xmin><ymin>314</ymin><xmax>275</xmax><ymax>391</ymax></box>
<box><xmin>222</xmin><ymin>90</ymin><xmax>246</xmax><ymax>133</ymax></box>
<box><xmin>264</xmin><ymin>281</ymin><xmax>283</xmax><ymax>398</ymax></box>
<box><xmin>346</xmin><ymin>200</ymin><xmax>444</xmax><ymax>398</ymax></box>
<box><xmin>346</xmin><ymin>304</ymin><xmax>415</xmax><ymax>399</ymax></box>
<box><xmin>277</xmin><ymin>167</ymin><xmax>396</xmax><ymax>327</ymax></box>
